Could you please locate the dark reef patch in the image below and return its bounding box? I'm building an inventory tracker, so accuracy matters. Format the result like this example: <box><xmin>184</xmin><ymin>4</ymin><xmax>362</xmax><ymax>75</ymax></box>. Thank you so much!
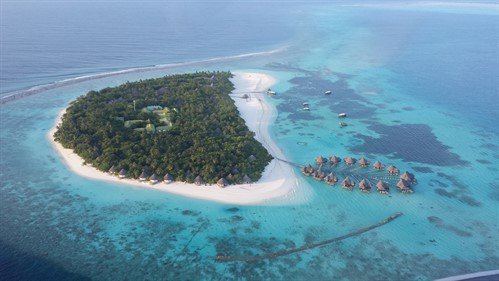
<box><xmin>427</xmin><ymin>216</ymin><xmax>472</xmax><ymax>237</ymax></box>
<box><xmin>351</xmin><ymin>123</ymin><xmax>469</xmax><ymax>166</ymax></box>
<box><xmin>476</xmin><ymin>159</ymin><xmax>492</xmax><ymax>165</ymax></box>
<box><xmin>226</xmin><ymin>207</ymin><xmax>240</xmax><ymax>213</ymax></box>
<box><xmin>413</xmin><ymin>166</ymin><xmax>434</xmax><ymax>173</ymax></box>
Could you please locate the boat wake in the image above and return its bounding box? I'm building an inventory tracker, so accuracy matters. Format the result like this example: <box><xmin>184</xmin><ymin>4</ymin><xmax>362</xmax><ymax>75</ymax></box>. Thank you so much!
<box><xmin>0</xmin><ymin>46</ymin><xmax>287</xmax><ymax>105</ymax></box>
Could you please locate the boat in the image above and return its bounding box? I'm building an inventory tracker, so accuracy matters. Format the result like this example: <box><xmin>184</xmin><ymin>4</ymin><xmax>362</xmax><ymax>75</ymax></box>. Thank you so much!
<box><xmin>303</xmin><ymin>102</ymin><xmax>310</xmax><ymax>111</ymax></box>
<box><xmin>339</xmin><ymin>122</ymin><xmax>347</xmax><ymax>127</ymax></box>
<box><xmin>325</xmin><ymin>90</ymin><xmax>332</xmax><ymax>95</ymax></box>
<box><xmin>266</xmin><ymin>88</ymin><xmax>276</xmax><ymax>96</ymax></box>
<box><xmin>338</xmin><ymin>113</ymin><xmax>347</xmax><ymax>118</ymax></box>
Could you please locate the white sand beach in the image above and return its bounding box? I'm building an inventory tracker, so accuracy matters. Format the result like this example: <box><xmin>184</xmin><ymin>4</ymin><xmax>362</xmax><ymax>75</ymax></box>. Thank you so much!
<box><xmin>48</xmin><ymin>72</ymin><xmax>306</xmax><ymax>205</ymax></box>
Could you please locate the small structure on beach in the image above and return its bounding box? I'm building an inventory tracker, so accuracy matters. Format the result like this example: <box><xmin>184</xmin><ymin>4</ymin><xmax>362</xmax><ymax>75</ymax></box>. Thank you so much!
<box><xmin>248</xmin><ymin>155</ymin><xmax>257</xmax><ymax>162</ymax></box>
<box><xmin>139</xmin><ymin>171</ymin><xmax>148</xmax><ymax>181</ymax></box>
<box><xmin>118</xmin><ymin>168</ymin><xmax>127</xmax><ymax>179</ymax></box>
<box><xmin>387</xmin><ymin>165</ymin><xmax>400</xmax><ymax>175</ymax></box>
<box><xmin>376</xmin><ymin>180</ymin><xmax>389</xmax><ymax>194</ymax></box>
<box><xmin>329</xmin><ymin>155</ymin><xmax>341</xmax><ymax>165</ymax></box>
<box><xmin>242</xmin><ymin>175</ymin><xmax>252</xmax><ymax>184</ymax></box>
<box><xmin>163</xmin><ymin>173</ymin><xmax>174</xmax><ymax>184</ymax></box>
<box><xmin>341</xmin><ymin>177</ymin><xmax>355</xmax><ymax>190</ymax></box>
<box><xmin>358</xmin><ymin>179</ymin><xmax>372</xmax><ymax>193</ymax></box>
<box><xmin>358</xmin><ymin>157</ymin><xmax>370</xmax><ymax>167</ymax></box>
<box><xmin>325</xmin><ymin>172</ymin><xmax>338</xmax><ymax>185</ymax></box>
<box><xmin>373</xmin><ymin>161</ymin><xmax>384</xmax><ymax>170</ymax></box>
<box><xmin>108</xmin><ymin>165</ymin><xmax>117</xmax><ymax>174</ymax></box>
<box><xmin>217</xmin><ymin>178</ymin><xmax>229</xmax><ymax>188</ymax></box>
<box><xmin>194</xmin><ymin>175</ymin><xmax>204</xmax><ymax>186</ymax></box>
<box><xmin>396</xmin><ymin>179</ymin><xmax>413</xmax><ymax>193</ymax></box>
<box><xmin>344</xmin><ymin>156</ymin><xmax>356</xmax><ymax>166</ymax></box>
<box><xmin>315</xmin><ymin>155</ymin><xmax>327</xmax><ymax>166</ymax></box>
<box><xmin>149</xmin><ymin>174</ymin><xmax>159</xmax><ymax>184</ymax></box>
<box><xmin>400</xmin><ymin>171</ymin><xmax>416</xmax><ymax>183</ymax></box>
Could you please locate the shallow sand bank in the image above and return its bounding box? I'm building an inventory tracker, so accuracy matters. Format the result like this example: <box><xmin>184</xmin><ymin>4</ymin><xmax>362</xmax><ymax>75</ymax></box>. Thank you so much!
<box><xmin>48</xmin><ymin>72</ymin><xmax>306</xmax><ymax>205</ymax></box>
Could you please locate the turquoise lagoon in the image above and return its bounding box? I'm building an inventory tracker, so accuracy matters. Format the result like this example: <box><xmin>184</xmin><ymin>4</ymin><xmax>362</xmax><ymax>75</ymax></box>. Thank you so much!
<box><xmin>1</xmin><ymin>2</ymin><xmax>498</xmax><ymax>280</ymax></box>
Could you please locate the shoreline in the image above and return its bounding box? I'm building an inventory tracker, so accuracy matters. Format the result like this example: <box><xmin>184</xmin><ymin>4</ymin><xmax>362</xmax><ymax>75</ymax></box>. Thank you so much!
<box><xmin>47</xmin><ymin>72</ymin><xmax>305</xmax><ymax>205</ymax></box>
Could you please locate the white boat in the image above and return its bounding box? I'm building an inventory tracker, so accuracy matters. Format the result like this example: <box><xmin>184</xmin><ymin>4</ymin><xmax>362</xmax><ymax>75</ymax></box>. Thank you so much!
<box><xmin>303</xmin><ymin>106</ymin><xmax>310</xmax><ymax>111</ymax></box>
<box><xmin>325</xmin><ymin>90</ymin><xmax>332</xmax><ymax>95</ymax></box>
<box><xmin>338</xmin><ymin>113</ymin><xmax>347</xmax><ymax>118</ymax></box>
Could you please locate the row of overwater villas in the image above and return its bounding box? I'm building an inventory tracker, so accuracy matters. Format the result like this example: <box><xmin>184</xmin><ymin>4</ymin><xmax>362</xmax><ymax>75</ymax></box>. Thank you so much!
<box><xmin>301</xmin><ymin>155</ymin><xmax>417</xmax><ymax>194</ymax></box>
<box><xmin>108</xmin><ymin>165</ymin><xmax>253</xmax><ymax>188</ymax></box>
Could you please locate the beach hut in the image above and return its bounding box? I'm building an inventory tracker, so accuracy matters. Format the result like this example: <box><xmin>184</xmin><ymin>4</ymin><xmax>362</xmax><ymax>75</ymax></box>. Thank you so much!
<box><xmin>217</xmin><ymin>178</ymin><xmax>229</xmax><ymax>188</ymax></box>
<box><xmin>341</xmin><ymin>177</ymin><xmax>355</xmax><ymax>190</ymax></box>
<box><xmin>376</xmin><ymin>180</ymin><xmax>389</xmax><ymax>194</ymax></box>
<box><xmin>139</xmin><ymin>171</ymin><xmax>148</xmax><ymax>181</ymax></box>
<box><xmin>358</xmin><ymin>179</ymin><xmax>372</xmax><ymax>193</ymax></box>
<box><xmin>163</xmin><ymin>173</ymin><xmax>174</xmax><ymax>184</ymax></box>
<box><xmin>373</xmin><ymin>161</ymin><xmax>384</xmax><ymax>170</ymax></box>
<box><xmin>325</xmin><ymin>172</ymin><xmax>338</xmax><ymax>185</ymax></box>
<box><xmin>387</xmin><ymin>165</ymin><xmax>400</xmax><ymax>175</ymax></box>
<box><xmin>396</xmin><ymin>179</ymin><xmax>413</xmax><ymax>193</ymax></box>
<box><xmin>358</xmin><ymin>157</ymin><xmax>370</xmax><ymax>167</ymax></box>
<box><xmin>242</xmin><ymin>175</ymin><xmax>252</xmax><ymax>184</ymax></box>
<box><xmin>329</xmin><ymin>155</ymin><xmax>341</xmax><ymax>165</ymax></box>
<box><xmin>315</xmin><ymin>156</ymin><xmax>327</xmax><ymax>166</ymax></box>
<box><xmin>149</xmin><ymin>174</ymin><xmax>159</xmax><ymax>184</ymax></box>
<box><xmin>344</xmin><ymin>157</ymin><xmax>356</xmax><ymax>166</ymax></box>
<box><xmin>400</xmin><ymin>171</ymin><xmax>416</xmax><ymax>183</ymax></box>
<box><xmin>248</xmin><ymin>155</ymin><xmax>257</xmax><ymax>162</ymax></box>
<box><xmin>108</xmin><ymin>165</ymin><xmax>117</xmax><ymax>174</ymax></box>
<box><xmin>194</xmin><ymin>175</ymin><xmax>204</xmax><ymax>186</ymax></box>
<box><xmin>118</xmin><ymin>168</ymin><xmax>127</xmax><ymax>179</ymax></box>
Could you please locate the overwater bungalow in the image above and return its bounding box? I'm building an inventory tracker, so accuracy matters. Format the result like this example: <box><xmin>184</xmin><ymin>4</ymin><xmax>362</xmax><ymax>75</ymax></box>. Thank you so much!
<box><xmin>217</xmin><ymin>178</ymin><xmax>228</xmax><ymax>188</ymax></box>
<box><xmin>373</xmin><ymin>161</ymin><xmax>384</xmax><ymax>170</ymax></box>
<box><xmin>358</xmin><ymin>157</ymin><xmax>370</xmax><ymax>167</ymax></box>
<box><xmin>149</xmin><ymin>174</ymin><xmax>159</xmax><ymax>184</ymax></box>
<box><xmin>396</xmin><ymin>179</ymin><xmax>413</xmax><ymax>193</ymax></box>
<box><xmin>344</xmin><ymin>156</ymin><xmax>356</xmax><ymax>166</ymax></box>
<box><xmin>400</xmin><ymin>171</ymin><xmax>416</xmax><ymax>183</ymax></box>
<box><xmin>329</xmin><ymin>155</ymin><xmax>341</xmax><ymax>165</ymax></box>
<box><xmin>315</xmin><ymin>155</ymin><xmax>328</xmax><ymax>166</ymax></box>
<box><xmin>376</xmin><ymin>180</ymin><xmax>390</xmax><ymax>194</ymax></box>
<box><xmin>325</xmin><ymin>172</ymin><xmax>338</xmax><ymax>185</ymax></box>
<box><xmin>341</xmin><ymin>177</ymin><xmax>355</xmax><ymax>190</ymax></box>
<box><xmin>359</xmin><ymin>179</ymin><xmax>372</xmax><ymax>193</ymax></box>
<box><xmin>387</xmin><ymin>165</ymin><xmax>400</xmax><ymax>175</ymax></box>
<box><xmin>301</xmin><ymin>164</ymin><xmax>315</xmax><ymax>176</ymax></box>
<box><xmin>242</xmin><ymin>174</ymin><xmax>252</xmax><ymax>184</ymax></box>
<box><xmin>108</xmin><ymin>165</ymin><xmax>117</xmax><ymax>174</ymax></box>
<box><xmin>139</xmin><ymin>171</ymin><xmax>148</xmax><ymax>181</ymax></box>
<box><xmin>194</xmin><ymin>175</ymin><xmax>204</xmax><ymax>186</ymax></box>
<box><xmin>313</xmin><ymin>169</ymin><xmax>326</xmax><ymax>181</ymax></box>
<box><xmin>118</xmin><ymin>168</ymin><xmax>127</xmax><ymax>179</ymax></box>
<box><xmin>163</xmin><ymin>173</ymin><xmax>174</xmax><ymax>184</ymax></box>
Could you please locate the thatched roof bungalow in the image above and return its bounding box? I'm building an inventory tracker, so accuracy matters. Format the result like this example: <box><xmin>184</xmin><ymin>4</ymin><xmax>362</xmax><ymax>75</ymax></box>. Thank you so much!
<box><xmin>139</xmin><ymin>171</ymin><xmax>148</xmax><ymax>181</ymax></box>
<box><xmin>329</xmin><ymin>155</ymin><xmax>341</xmax><ymax>165</ymax></box>
<box><xmin>344</xmin><ymin>157</ymin><xmax>356</xmax><ymax>166</ymax></box>
<box><xmin>217</xmin><ymin>178</ymin><xmax>229</xmax><ymax>188</ymax></box>
<box><xmin>341</xmin><ymin>177</ymin><xmax>355</xmax><ymax>190</ymax></box>
<box><xmin>373</xmin><ymin>161</ymin><xmax>384</xmax><ymax>170</ymax></box>
<box><xmin>301</xmin><ymin>164</ymin><xmax>315</xmax><ymax>176</ymax></box>
<box><xmin>194</xmin><ymin>175</ymin><xmax>204</xmax><ymax>186</ymax></box>
<box><xmin>359</xmin><ymin>179</ymin><xmax>372</xmax><ymax>192</ymax></box>
<box><xmin>108</xmin><ymin>165</ymin><xmax>117</xmax><ymax>174</ymax></box>
<box><xmin>313</xmin><ymin>169</ymin><xmax>326</xmax><ymax>181</ymax></box>
<box><xmin>325</xmin><ymin>172</ymin><xmax>338</xmax><ymax>185</ymax></box>
<box><xmin>387</xmin><ymin>165</ymin><xmax>400</xmax><ymax>175</ymax></box>
<box><xmin>163</xmin><ymin>173</ymin><xmax>174</xmax><ymax>184</ymax></box>
<box><xmin>358</xmin><ymin>157</ymin><xmax>370</xmax><ymax>167</ymax></box>
<box><xmin>149</xmin><ymin>174</ymin><xmax>159</xmax><ymax>184</ymax></box>
<box><xmin>400</xmin><ymin>171</ymin><xmax>416</xmax><ymax>182</ymax></box>
<box><xmin>315</xmin><ymin>156</ymin><xmax>327</xmax><ymax>166</ymax></box>
<box><xmin>118</xmin><ymin>168</ymin><xmax>127</xmax><ymax>179</ymax></box>
<box><xmin>242</xmin><ymin>175</ymin><xmax>252</xmax><ymax>184</ymax></box>
<box><xmin>397</xmin><ymin>179</ymin><xmax>413</xmax><ymax>193</ymax></box>
<box><xmin>376</xmin><ymin>180</ymin><xmax>389</xmax><ymax>194</ymax></box>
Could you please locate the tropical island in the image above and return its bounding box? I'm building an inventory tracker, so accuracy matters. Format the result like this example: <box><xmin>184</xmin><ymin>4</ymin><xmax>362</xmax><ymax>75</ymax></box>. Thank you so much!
<box><xmin>54</xmin><ymin>71</ymin><xmax>273</xmax><ymax>185</ymax></box>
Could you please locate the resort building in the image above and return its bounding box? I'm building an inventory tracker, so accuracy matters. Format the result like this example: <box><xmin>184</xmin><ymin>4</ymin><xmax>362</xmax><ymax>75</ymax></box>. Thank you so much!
<box><xmin>329</xmin><ymin>155</ymin><xmax>341</xmax><ymax>165</ymax></box>
<box><xmin>359</xmin><ymin>179</ymin><xmax>372</xmax><ymax>192</ymax></box>
<box><xmin>242</xmin><ymin>175</ymin><xmax>252</xmax><ymax>184</ymax></box>
<box><xmin>108</xmin><ymin>165</ymin><xmax>117</xmax><ymax>174</ymax></box>
<box><xmin>358</xmin><ymin>157</ymin><xmax>370</xmax><ymax>167</ymax></box>
<box><xmin>149</xmin><ymin>174</ymin><xmax>159</xmax><ymax>184</ymax></box>
<box><xmin>373</xmin><ymin>161</ymin><xmax>384</xmax><ymax>170</ymax></box>
<box><xmin>217</xmin><ymin>178</ymin><xmax>229</xmax><ymax>188</ymax></box>
<box><xmin>163</xmin><ymin>173</ymin><xmax>174</xmax><ymax>184</ymax></box>
<box><xmin>194</xmin><ymin>175</ymin><xmax>204</xmax><ymax>186</ymax></box>
<box><xmin>118</xmin><ymin>169</ymin><xmax>127</xmax><ymax>179</ymax></box>
<box><xmin>315</xmin><ymin>155</ymin><xmax>327</xmax><ymax>166</ymax></box>
<box><xmin>396</xmin><ymin>179</ymin><xmax>413</xmax><ymax>193</ymax></box>
<box><xmin>344</xmin><ymin>156</ymin><xmax>356</xmax><ymax>166</ymax></box>
<box><xmin>325</xmin><ymin>172</ymin><xmax>338</xmax><ymax>185</ymax></box>
<box><xmin>387</xmin><ymin>165</ymin><xmax>400</xmax><ymax>175</ymax></box>
<box><xmin>376</xmin><ymin>180</ymin><xmax>389</xmax><ymax>194</ymax></box>
<box><xmin>139</xmin><ymin>171</ymin><xmax>148</xmax><ymax>181</ymax></box>
<box><xmin>341</xmin><ymin>177</ymin><xmax>355</xmax><ymax>190</ymax></box>
<box><xmin>400</xmin><ymin>171</ymin><xmax>416</xmax><ymax>182</ymax></box>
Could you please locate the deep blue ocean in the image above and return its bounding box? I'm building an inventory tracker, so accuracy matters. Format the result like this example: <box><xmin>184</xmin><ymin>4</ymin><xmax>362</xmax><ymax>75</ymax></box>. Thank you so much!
<box><xmin>1</xmin><ymin>1</ymin><xmax>498</xmax><ymax>280</ymax></box>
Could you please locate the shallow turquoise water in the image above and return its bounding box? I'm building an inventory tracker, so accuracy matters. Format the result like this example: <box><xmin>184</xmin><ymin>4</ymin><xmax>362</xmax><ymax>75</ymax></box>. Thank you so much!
<box><xmin>1</xmin><ymin>3</ymin><xmax>498</xmax><ymax>281</ymax></box>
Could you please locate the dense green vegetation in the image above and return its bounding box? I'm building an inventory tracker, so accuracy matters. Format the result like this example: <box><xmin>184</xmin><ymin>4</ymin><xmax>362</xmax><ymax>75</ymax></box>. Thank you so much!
<box><xmin>54</xmin><ymin>71</ymin><xmax>273</xmax><ymax>184</ymax></box>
